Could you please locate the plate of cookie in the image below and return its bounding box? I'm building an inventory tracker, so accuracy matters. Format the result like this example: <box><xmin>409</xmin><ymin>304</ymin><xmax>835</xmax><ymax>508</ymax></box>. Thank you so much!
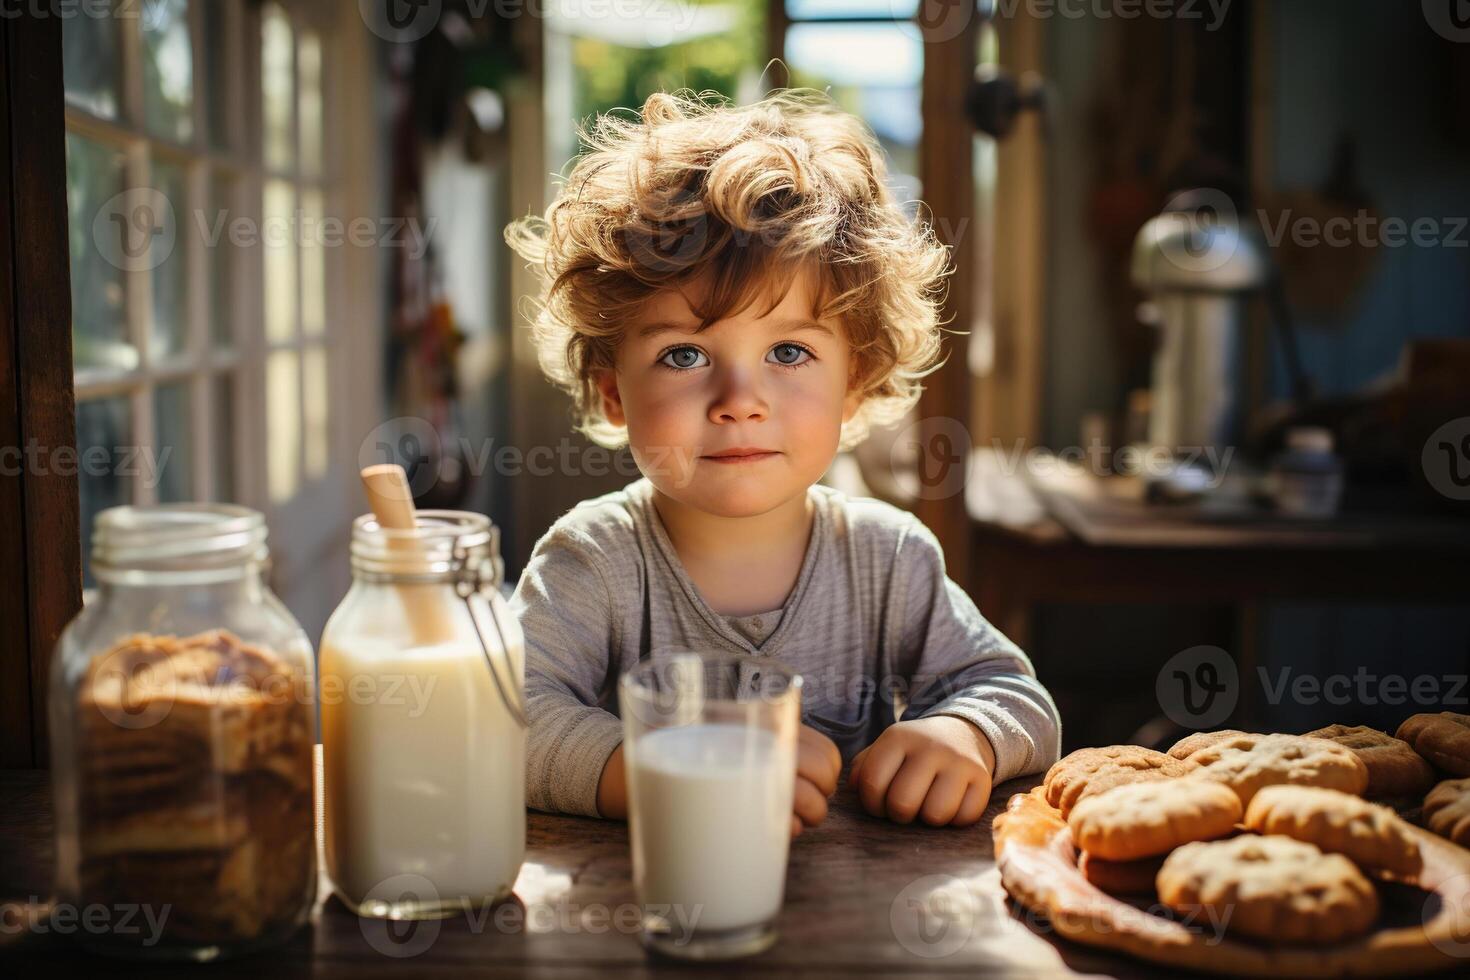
<box><xmin>993</xmin><ymin>721</ymin><xmax>1470</xmax><ymax>976</ymax></box>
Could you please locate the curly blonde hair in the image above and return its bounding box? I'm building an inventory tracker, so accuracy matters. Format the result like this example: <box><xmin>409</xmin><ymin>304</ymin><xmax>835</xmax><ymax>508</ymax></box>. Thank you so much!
<box><xmin>504</xmin><ymin>87</ymin><xmax>952</xmax><ymax>450</ymax></box>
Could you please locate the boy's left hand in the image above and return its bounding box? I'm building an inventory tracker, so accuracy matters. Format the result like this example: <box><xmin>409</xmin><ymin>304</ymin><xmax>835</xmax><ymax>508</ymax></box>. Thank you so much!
<box><xmin>847</xmin><ymin>716</ymin><xmax>995</xmax><ymax>827</ymax></box>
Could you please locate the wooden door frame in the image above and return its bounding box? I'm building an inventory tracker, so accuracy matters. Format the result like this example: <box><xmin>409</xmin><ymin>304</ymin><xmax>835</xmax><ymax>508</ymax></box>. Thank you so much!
<box><xmin>1</xmin><ymin>9</ymin><xmax>82</xmax><ymax>768</ymax></box>
<box><xmin>916</xmin><ymin>4</ymin><xmax>980</xmax><ymax>588</ymax></box>
<box><xmin>982</xmin><ymin>9</ymin><xmax>1046</xmax><ymax>452</ymax></box>
<box><xmin>763</xmin><ymin>0</ymin><xmax>981</xmax><ymax>582</ymax></box>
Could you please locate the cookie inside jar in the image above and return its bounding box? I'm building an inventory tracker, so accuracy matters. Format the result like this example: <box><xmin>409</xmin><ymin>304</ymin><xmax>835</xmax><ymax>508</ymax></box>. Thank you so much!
<box><xmin>74</xmin><ymin>629</ymin><xmax>315</xmax><ymax>950</ymax></box>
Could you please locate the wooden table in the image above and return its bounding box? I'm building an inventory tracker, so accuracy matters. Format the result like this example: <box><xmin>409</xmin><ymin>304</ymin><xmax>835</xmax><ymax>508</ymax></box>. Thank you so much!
<box><xmin>964</xmin><ymin>448</ymin><xmax>1470</xmax><ymax>652</ymax></box>
<box><xmin>0</xmin><ymin>768</ymin><xmax>1179</xmax><ymax>978</ymax></box>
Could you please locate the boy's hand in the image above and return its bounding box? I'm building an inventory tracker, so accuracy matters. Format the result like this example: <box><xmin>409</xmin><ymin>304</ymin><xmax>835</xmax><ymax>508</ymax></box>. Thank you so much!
<box><xmin>792</xmin><ymin>724</ymin><xmax>842</xmax><ymax>838</ymax></box>
<box><xmin>847</xmin><ymin>716</ymin><xmax>995</xmax><ymax>827</ymax></box>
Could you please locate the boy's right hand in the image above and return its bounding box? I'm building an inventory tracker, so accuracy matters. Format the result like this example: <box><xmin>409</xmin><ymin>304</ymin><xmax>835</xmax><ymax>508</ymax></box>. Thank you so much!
<box><xmin>792</xmin><ymin>724</ymin><xmax>841</xmax><ymax>838</ymax></box>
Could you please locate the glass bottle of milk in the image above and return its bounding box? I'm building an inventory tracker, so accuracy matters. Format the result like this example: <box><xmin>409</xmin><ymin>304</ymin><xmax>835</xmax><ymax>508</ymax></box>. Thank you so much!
<box><xmin>320</xmin><ymin>511</ymin><xmax>526</xmax><ymax>919</ymax></box>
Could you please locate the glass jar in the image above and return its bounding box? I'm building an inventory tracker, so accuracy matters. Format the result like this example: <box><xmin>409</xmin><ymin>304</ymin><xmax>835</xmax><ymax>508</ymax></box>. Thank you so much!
<box><xmin>319</xmin><ymin>510</ymin><xmax>526</xmax><ymax>919</ymax></box>
<box><xmin>1267</xmin><ymin>426</ymin><xmax>1345</xmax><ymax>519</ymax></box>
<box><xmin>48</xmin><ymin>505</ymin><xmax>316</xmax><ymax>961</ymax></box>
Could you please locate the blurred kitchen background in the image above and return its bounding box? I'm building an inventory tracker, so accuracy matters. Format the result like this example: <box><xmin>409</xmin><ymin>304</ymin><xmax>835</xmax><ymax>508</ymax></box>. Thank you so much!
<box><xmin>51</xmin><ymin>0</ymin><xmax>1470</xmax><ymax>751</ymax></box>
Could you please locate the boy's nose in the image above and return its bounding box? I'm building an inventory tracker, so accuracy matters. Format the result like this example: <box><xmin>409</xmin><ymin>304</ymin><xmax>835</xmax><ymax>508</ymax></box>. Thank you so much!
<box><xmin>708</xmin><ymin>368</ymin><xmax>769</xmax><ymax>424</ymax></box>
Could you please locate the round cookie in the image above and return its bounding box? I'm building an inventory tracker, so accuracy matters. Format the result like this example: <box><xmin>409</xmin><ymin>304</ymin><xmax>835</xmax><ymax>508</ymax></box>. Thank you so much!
<box><xmin>1068</xmin><ymin>779</ymin><xmax>1242</xmax><ymax>861</ymax></box>
<box><xmin>1079</xmin><ymin>851</ymin><xmax>1165</xmax><ymax>896</ymax></box>
<box><xmin>1243</xmin><ymin>785</ymin><xmax>1421</xmax><ymax>878</ymax></box>
<box><xmin>1184</xmin><ymin>733</ymin><xmax>1369</xmax><ymax>806</ymax></box>
<box><xmin>1305</xmin><ymin>724</ymin><xmax>1436</xmax><ymax>799</ymax></box>
<box><xmin>1396</xmin><ymin>712</ymin><xmax>1470</xmax><ymax>777</ymax></box>
<box><xmin>1167</xmin><ymin>729</ymin><xmax>1248</xmax><ymax>761</ymax></box>
<box><xmin>1157</xmin><ymin>835</ymin><xmax>1380</xmax><ymax>945</ymax></box>
<box><xmin>1423</xmin><ymin>777</ymin><xmax>1470</xmax><ymax>848</ymax></box>
<box><xmin>1043</xmin><ymin>745</ymin><xmax>1197</xmax><ymax>817</ymax></box>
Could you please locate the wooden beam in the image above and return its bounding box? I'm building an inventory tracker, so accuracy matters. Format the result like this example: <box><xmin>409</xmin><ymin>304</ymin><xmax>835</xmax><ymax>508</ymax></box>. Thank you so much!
<box><xmin>1244</xmin><ymin>0</ymin><xmax>1273</xmax><ymax>421</ymax></box>
<box><xmin>505</xmin><ymin>5</ymin><xmax>547</xmax><ymax>576</ymax></box>
<box><xmin>766</xmin><ymin>0</ymin><xmax>788</xmax><ymax>88</ymax></box>
<box><xmin>1</xmin><ymin>10</ymin><xmax>81</xmax><ymax>767</ymax></box>
<box><xmin>984</xmin><ymin>9</ymin><xmax>1046</xmax><ymax>449</ymax></box>
<box><xmin>0</xmin><ymin>11</ymin><xmax>31</xmax><ymax>769</ymax></box>
<box><xmin>916</xmin><ymin>2</ymin><xmax>979</xmax><ymax>587</ymax></box>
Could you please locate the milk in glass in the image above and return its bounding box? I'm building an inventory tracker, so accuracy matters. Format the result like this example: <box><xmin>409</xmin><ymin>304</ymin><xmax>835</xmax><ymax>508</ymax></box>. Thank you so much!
<box><xmin>627</xmin><ymin>724</ymin><xmax>794</xmax><ymax>930</ymax></box>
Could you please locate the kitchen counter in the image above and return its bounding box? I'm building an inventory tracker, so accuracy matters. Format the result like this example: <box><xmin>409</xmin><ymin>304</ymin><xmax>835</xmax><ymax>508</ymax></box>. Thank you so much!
<box><xmin>0</xmin><ymin>766</ymin><xmax>1167</xmax><ymax>977</ymax></box>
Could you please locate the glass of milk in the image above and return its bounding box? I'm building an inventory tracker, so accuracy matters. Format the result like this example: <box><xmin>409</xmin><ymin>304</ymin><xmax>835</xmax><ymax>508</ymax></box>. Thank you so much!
<box><xmin>619</xmin><ymin>652</ymin><xmax>801</xmax><ymax>960</ymax></box>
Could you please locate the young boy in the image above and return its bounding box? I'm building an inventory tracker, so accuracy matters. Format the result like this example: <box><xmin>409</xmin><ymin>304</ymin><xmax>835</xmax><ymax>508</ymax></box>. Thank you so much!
<box><xmin>504</xmin><ymin>89</ymin><xmax>1060</xmax><ymax>834</ymax></box>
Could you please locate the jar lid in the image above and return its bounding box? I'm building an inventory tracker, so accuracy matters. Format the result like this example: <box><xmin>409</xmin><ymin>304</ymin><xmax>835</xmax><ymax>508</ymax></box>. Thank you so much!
<box><xmin>1285</xmin><ymin>426</ymin><xmax>1335</xmax><ymax>455</ymax></box>
<box><xmin>349</xmin><ymin>510</ymin><xmax>502</xmax><ymax>587</ymax></box>
<box><xmin>91</xmin><ymin>505</ymin><xmax>269</xmax><ymax>580</ymax></box>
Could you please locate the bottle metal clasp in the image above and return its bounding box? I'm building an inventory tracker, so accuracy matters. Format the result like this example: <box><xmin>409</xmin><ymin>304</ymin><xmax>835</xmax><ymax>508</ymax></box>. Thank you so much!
<box><xmin>450</xmin><ymin>537</ymin><xmax>528</xmax><ymax>729</ymax></box>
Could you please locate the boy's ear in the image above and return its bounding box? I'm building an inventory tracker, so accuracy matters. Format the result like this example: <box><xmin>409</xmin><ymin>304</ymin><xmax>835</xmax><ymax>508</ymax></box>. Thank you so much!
<box><xmin>841</xmin><ymin>370</ymin><xmax>864</xmax><ymax>424</ymax></box>
<box><xmin>594</xmin><ymin>369</ymin><xmax>626</xmax><ymax>426</ymax></box>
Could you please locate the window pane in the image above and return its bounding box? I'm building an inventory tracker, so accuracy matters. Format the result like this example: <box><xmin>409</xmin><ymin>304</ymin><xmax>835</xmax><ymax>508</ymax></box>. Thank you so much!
<box><xmin>304</xmin><ymin>346</ymin><xmax>329</xmax><ymax>480</ymax></box>
<box><xmin>264</xmin><ymin>179</ymin><xmax>297</xmax><ymax>343</ymax></box>
<box><xmin>62</xmin><ymin>3</ymin><xmax>120</xmax><ymax>117</ymax></box>
<box><xmin>786</xmin><ymin>22</ymin><xmax>923</xmax><ymax>96</ymax></box>
<box><xmin>267</xmin><ymin>351</ymin><xmax>300</xmax><ymax>502</ymax></box>
<box><xmin>77</xmin><ymin>396</ymin><xmax>133</xmax><ymax>587</ymax></box>
<box><xmin>210</xmin><ymin>172</ymin><xmax>237</xmax><ymax>348</ymax></box>
<box><xmin>141</xmin><ymin>0</ymin><xmax>194</xmax><ymax>143</ymax></box>
<box><xmin>299</xmin><ymin>32</ymin><xmax>323</xmax><ymax>178</ymax></box>
<box><xmin>785</xmin><ymin>23</ymin><xmax>923</xmax><ymax>201</ymax></box>
<box><xmin>213</xmin><ymin>373</ymin><xmax>236</xmax><ymax>501</ymax></box>
<box><xmin>153</xmin><ymin>382</ymin><xmax>194</xmax><ymax>502</ymax></box>
<box><xmin>300</xmin><ymin>189</ymin><xmax>325</xmax><ymax>337</ymax></box>
<box><xmin>66</xmin><ymin>135</ymin><xmax>136</xmax><ymax>373</ymax></box>
<box><xmin>150</xmin><ymin>159</ymin><xmax>188</xmax><ymax>361</ymax></box>
<box><xmin>263</xmin><ymin>5</ymin><xmax>295</xmax><ymax>172</ymax></box>
<box><xmin>201</xmin><ymin>0</ymin><xmax>233</xmax><ymax>149</ymax></box>
<box><xmin>786</xmin><ymin>0</ymin><xmax>919</xmax><ymax>17</ymax></box>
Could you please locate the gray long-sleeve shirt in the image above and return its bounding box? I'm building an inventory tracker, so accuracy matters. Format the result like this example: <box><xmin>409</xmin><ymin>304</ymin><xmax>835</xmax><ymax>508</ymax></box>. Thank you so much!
<box><xmin>510</xmin><ymin>476</ymin><xmax>1062</xmax><ymax>817</ymax></box>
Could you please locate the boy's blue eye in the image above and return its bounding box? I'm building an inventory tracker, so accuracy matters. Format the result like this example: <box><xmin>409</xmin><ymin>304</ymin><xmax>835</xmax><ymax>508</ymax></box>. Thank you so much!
<box><xmin>768</xmin><ymin>343</ymin><xmax>812</xmax><ymax>367</ymax></box>
<box><xmin>659</xmin><ymin>346</ymin><xmax>708</xmax><ymax>370</ymax></box>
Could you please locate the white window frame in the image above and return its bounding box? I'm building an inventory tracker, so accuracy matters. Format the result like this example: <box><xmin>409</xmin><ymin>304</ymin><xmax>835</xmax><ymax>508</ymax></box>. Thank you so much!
<box><xmin>65</xmin><ymin>0</ymin><xmax>381</xmax><ymax>632</ymax></box>
<box><xmin>66</xmin><ymin>0</ymin><xmax>338</xmax><ymax>504</ymax></box>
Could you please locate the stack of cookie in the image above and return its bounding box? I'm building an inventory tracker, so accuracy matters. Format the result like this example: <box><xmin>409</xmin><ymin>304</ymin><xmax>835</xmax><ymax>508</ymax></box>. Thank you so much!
<box><xmin>1041</xmin><ymin>745</ymin><xmax>1212</xmax><ymax>896</ymax></box>
<box><xmin>1299</xmin><ymin>713</ymin><xmax>1470</xmax><ymax>854</ymax></box>
<box><xmin>1304</xmin><ymin>723</ymin><xmax>1435</xmax><ymax>802</ymax></box>
<box><xmin>74</xmin><ymin>630</ymin><xmax>315</xmax><ymax>947</ymax></box>
<box><xmin>1044</xmin><ymin>731</ymin><xmax>1426</xmax><ymax>945</ymax></box>
<box><xmin>1397</xmin><ymin>712</ymin><xmax>1470</xmax><ymax>852</ymax></box>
